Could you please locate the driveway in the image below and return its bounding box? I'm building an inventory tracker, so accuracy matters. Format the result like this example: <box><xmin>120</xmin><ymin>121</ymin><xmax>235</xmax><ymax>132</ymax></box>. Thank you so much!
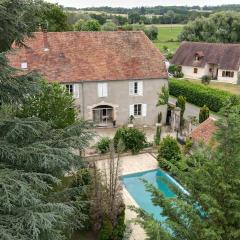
<box><xmin>169</xmin><ymin>96</ymin><xmax>219</xmax><ymax>120</ymax></box>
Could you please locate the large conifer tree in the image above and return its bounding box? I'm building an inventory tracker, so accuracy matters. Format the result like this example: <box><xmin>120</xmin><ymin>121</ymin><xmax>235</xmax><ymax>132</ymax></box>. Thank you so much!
<box><xmin>0</xmin><ymin>1</ymin><xmax>93</xmax><ymax>239</ymax></box>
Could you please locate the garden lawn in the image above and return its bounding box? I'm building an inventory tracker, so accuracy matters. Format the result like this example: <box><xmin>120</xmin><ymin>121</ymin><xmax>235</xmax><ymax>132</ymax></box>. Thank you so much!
<box><xmin>187</xmin><ymin>79</ymin><xmax>240</xmax><ymax>95</ymax></box>
<box><xmin>152</xmin><ymin>24</ymin><xmax>184</xmax><ymax>52</ymax></box>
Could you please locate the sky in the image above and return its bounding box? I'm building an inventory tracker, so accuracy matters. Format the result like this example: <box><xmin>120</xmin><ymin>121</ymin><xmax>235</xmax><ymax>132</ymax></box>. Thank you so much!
<box><xmin>47</xmin><ymin>0</ymin><xmax>240</xmax><ymax>8</ymax></box>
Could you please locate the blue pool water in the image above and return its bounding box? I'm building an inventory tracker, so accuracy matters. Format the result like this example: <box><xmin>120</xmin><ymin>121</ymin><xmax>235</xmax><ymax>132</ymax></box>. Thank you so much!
<box><xmin>121</xmin><ymin>169</ymin><xmax>184</xmax><ymax>221</ymax></box>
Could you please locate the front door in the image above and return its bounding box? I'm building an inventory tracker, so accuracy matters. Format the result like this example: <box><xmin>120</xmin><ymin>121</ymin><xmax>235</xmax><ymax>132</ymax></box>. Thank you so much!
<box><xmin>101</xmin><ymin>108</ymin><xmax>108</xmax><ymax>125</ymax></box>
<box><xmin>93</xmin><ymin>105</ymin><xmax>113</xmax><ymax>126</ymax></box>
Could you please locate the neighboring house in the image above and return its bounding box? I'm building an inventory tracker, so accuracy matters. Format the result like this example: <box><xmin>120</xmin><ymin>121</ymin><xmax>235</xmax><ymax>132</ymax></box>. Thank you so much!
<box><xmin>171</xmin><ymin>42</ymin><xmax>240</xmax><ymax>84</ymax></box>
<box><xmin>8</xmin><ymin>31</ymin><xmax>168</xmax><ymax>127</ymax></box>
<box><xmin>190</xmin><ymin>117</ymin><xmax>217</xmax><ymax>145</ymax></box>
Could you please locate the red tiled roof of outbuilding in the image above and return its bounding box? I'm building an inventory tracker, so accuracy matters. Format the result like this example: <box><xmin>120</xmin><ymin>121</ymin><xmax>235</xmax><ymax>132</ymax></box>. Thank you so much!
<box><xmin>7</xmin><ymin>31</ymin><xmax>168</xmax><ymax>83</ymax></box>
<box><xmin>191</xmin><ymin>117</ymin><xmax>217</xmax><ymax>144</ymax></box>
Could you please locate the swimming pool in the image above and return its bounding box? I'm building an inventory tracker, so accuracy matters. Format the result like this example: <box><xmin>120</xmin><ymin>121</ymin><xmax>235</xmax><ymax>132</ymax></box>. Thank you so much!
<box><xmin>121</xmin><ymin>169</ymin><xmax>186</xmax><ymax>221</ymax></box>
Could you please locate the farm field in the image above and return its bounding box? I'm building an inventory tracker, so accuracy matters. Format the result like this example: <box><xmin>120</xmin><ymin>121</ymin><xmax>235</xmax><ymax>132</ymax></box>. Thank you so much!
<box><xmin>153</xmin><ymin>24</ymin><xmax>184</xmax><ymax>52</ymax></box>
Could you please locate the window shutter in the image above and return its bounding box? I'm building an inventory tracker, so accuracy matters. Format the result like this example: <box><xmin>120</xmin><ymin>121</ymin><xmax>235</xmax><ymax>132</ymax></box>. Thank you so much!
<box><xmin>142</xmin><ymin>104</ymin><xmax>147</xmax><ymax>117</ymax></box>
<box><xmin>129</xmin><ymin>82</ymin><xmax>134</xmax><ymax>95</ymax></box>
<box><xmin>129</xmin><ymin>105</ymin><xmax>134</xmax><ymax>116</ymax></box>
<box><xmin>138</xmin><ymin>81</ymin><xmax>143</xmax><ymax>96</ymax></box>
<box><xmin>98</xmin><ymin>83</ymin><xmax>103</xmax><ymax>97</ymax></box>
<box><xmin>102</xmin><ymin>83</ymin><xmax>108</xmax><ymax>97</ymax></box>
<box><xmin>73</xmin><ymin>84</ymin><xmax>79</xmax><ymax>98</ymax></box>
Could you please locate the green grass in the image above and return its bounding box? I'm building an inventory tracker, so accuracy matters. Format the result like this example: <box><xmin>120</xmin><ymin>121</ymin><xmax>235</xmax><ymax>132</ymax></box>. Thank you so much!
<box><xmin>154</xmin><ymin>41</ymin><xmax>180</xmax><ymax>52</ymax></box>
<box><xmin>152</xmin><ymin>24</ymin><xmax>184</xmax><ymax>52</ymax></box>
<box><xmin>187</xmin><ymin>79</ymin><xmax>240</xmax><ymax>95</ymax></box>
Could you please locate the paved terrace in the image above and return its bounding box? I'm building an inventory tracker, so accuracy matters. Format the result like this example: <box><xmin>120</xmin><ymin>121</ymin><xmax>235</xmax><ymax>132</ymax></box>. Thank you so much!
<box><xmin>96</xmin><ymin>153</ymin><xmax>159</xmax><ymax>240</ymax></box>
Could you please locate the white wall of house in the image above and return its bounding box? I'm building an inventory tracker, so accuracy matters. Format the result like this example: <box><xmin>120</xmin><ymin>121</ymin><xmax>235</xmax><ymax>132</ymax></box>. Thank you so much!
<box><xmin>181</xmin><ymin>65</ymin><xmax>207</xmax><ymax>79</ymax></box>
<box><xmin>217</xmin><ymin>69</ymin><xmax>239</xmax><ymax>84</ymax></box>
<box><xmin>181</xmin><ymin>65</ymin><xmax>239</xmax><ymax>84</ymax></box>
<box><xmin>62</xmin><ymin>79</ymin><xmax>168</xmax><ymax>126</ymax></box>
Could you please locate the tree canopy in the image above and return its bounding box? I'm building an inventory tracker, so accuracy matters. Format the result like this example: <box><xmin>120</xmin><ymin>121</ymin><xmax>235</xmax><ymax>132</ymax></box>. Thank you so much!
<box><xmin>0</xmin><ymin>1</ymin><xmax>93</xmax><ymax>239</ymax></box>
<box><xmin>74</xmin><ymin>19</ymin><xmax>101</xmax><ymax>31</ymax></box>
<box><xmin>179</xmin><ymin>11</ymin><xmax>240</xmax><ymax>43</ymax></box>
<box><xmin>136</xmin><ymin>99</ymin><xmax>240</xmax><ymax>240</ymax></box>
<box><xmin>19</xmin><ymin>81</ymin><xmax>76</xmax><ymax>129</ymax></box>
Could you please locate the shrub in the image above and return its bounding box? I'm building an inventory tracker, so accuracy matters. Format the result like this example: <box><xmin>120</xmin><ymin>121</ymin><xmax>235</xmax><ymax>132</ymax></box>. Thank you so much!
<box><xmin>122</xmin><ymin>24</ymin><xmax>133</xmax><ymax>30</ymax></box>
<box><xmin>154</xmin><ymin>126</ymin><xmax>161</xmax><ymax>146</ymax></box>
<box><xmin>168</xmin><ymin>65</ymin><xmax>183</xmax><ymax>78</ymax></box>
<box><xmin>183</xmin><ymin>137</ymin><xmax>193</xmax><ymax>154</ymax></box>
<box><xmin>101</xmin><ymin>21</ymin><xmax>117</xmax><ymax>31</ymax></box>
<box><xmin>201</xmin><ymin>75</ymin><xmax>211</xmax><ymax>85</ymax></box>
<box><xmin>144</xmin><ymin>26</ymin><xmax>158</xmax><ymax>40</ymax></box>
<box><xmin>169</xmin><ymin>79</ymin><xmax>233</xmax><ymax>112</ymax></box>
<box><xmin>165</xmin><ymin>52</ymin><xmax>174</xmax><ymax>61</ymax></box>
<box><xmin>176</xmin><ymin>96</ymin><xmax>186</xmax><ymax>127</ymax></box>
<box><xmin>158</xmin><ymin>136</ymin><xmax>181</xmax><ymax>170</ymax></box>
<box><xmin>168</xmin><ymin>65</ymin><xmax>176</xmax><ymax>75</ymax></box>
<box><xmin>114</xmin><ymin>127</ymin><xmax>146</xmax><ymax>154</ymax></box>
<box><xmin>74</xmin><ymin>19</ymin><xmax>101</xmax><ymax>31</ymax></box>
<box><xmin>99</xmin><ymin>216</ymin><xmax>113</xmax><ymax>240</ymax></box>
<box><xmin>96</xmin><ymin>137</ymin><xmax>111</xmax><ymax>154</ymax></box>
<box><xmin>112</xmin><ymin>208</ymin><xmax>126</xmax><ymax>240</ymax></box>
<box><xmin>199</xmin><ymin>105</ymin><xmax>210</xmax><ymax>123</ymax></box>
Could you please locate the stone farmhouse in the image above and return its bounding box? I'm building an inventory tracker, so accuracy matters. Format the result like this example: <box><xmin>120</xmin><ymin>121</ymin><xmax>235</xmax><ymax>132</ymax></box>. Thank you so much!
<box><xmin>8</xmin><ymin>31</ymin><xmax>168</xmax><ymax>127</ymax></box>
<box><xmin>171</xmin><ymin>42</ymin><xmax>240</xmax><ymax>84</ymax></box>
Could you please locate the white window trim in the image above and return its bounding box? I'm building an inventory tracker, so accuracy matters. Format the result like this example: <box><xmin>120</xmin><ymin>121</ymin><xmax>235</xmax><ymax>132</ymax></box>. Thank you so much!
<box><xmin>73</xmin><ymin>84</ymin><xmax>80</xmax><ymax>98</ymax></box>
<box><xmin>98</xmin><ymin>83</ymin><xmax>108</xmax><ymax>98</ymax></box>
<box><xmin>129</xmin><ymin>103</ymin><xmax>147</xmax><ymax>118</ymax></box>
<box><xmin>21</xmin><ymin>62</ymin><xmax>28</xmax><ymax>69</ymax></box>
<box><xmin>65</xmin><ymin>84</ymin><xmax>74</xmax><ymax>95</ymax></box>
<box><xmin>129</xmin><ymin>81</ymin><xmax>143</xmax><ymax>96</ymax></box>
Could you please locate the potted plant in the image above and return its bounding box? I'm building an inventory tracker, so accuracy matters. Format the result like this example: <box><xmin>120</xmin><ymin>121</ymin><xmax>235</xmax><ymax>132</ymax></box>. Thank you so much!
<box><xmin>128</xmin><ymin>115</ymin><xmax>135</xmax><ymax>128</ymax></box>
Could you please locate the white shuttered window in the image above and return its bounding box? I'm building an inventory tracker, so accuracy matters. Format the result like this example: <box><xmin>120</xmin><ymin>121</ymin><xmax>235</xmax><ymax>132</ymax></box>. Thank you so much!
<box><xmin>129</xmin><ymin>104</ymin><xmax>147</xmax><ymax>117</ymax></box>
<box><xmin>98</xmin><ymin>83</ymin><xmax>108</xmax><ymax>97</ymax></box>
<box><xmin>129</xmin><ymin>81</ymin><xmax>143</xmax><ymax>96</ymax></box>
<box><xmin>73</xmin><ymin>84</ymin><xmax>80</xmax><ymax>98</ymax></box>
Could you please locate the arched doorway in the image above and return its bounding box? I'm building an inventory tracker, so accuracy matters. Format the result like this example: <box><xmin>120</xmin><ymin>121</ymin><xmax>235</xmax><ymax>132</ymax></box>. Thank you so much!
<box><xmin>93</xmin><ymin>105</ymin><xmax>113</xmax><ymax>127</ymax></box>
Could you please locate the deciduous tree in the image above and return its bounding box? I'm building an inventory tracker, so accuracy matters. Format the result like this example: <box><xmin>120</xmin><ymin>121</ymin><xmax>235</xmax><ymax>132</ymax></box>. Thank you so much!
<box><xmin>19</xmin><ymin>81</ymin><xmax>76</xmax><ymax>129</ymax></box>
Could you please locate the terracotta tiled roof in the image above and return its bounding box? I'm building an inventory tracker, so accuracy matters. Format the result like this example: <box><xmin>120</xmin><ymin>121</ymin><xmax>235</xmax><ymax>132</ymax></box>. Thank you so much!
<box><xmin>7</xmin><ymin>31</ymin><xmax>168</xmax><ymax>83</ymax></box>
<box><xmin>171</xmin><ymin>41</ymin><xmax>240</xmax><ymax>70</ymax></box>
<box><xmin>191</xmin><ymin>117</ymin><xmax>217</xmax><ymax>144</ymax></box>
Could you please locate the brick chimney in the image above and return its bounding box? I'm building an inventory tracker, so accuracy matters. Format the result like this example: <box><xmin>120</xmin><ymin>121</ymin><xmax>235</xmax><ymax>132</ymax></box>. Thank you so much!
<box><xmin>43</xmin><ymin>29</ymin><xmax>49</xmax><ymax>52</ymax></box>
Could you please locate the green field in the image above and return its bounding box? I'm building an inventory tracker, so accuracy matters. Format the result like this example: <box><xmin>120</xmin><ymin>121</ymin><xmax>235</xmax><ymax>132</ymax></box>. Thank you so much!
<box><xmin>153</xmin><ymin>24</ymin><xmax>184</xmax><ymax>52</ymax></box>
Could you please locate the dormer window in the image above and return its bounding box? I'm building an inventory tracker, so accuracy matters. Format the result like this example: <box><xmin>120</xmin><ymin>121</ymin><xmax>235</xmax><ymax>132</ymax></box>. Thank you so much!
<box><xmin>21</xmin><ymin>62</ymin><xmax>28</xmax><ymax>69</ymax></box>
<box><xmin>194</xmin><ymin>51</ymin><xmax>204</xmax><ymax>61</ymax></box>
<box><xmin>195</xmin><ymin>55</ymin><xmax>201</xmax><ymax>61</ymax></box>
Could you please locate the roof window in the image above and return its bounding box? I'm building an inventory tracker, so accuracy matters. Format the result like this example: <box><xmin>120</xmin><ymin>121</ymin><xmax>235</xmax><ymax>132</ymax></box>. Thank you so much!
<box><xmin>21</xmin><ymin>62</ymin><xmax>28</xmax><ymax>69</ymax></box>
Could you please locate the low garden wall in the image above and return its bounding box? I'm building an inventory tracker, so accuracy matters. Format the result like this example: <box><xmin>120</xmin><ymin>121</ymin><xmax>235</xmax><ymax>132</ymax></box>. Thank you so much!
<box><xmin>83</xmin><ymin>147</ymin><xmax>157</xmax><ymax>163</ymax></box>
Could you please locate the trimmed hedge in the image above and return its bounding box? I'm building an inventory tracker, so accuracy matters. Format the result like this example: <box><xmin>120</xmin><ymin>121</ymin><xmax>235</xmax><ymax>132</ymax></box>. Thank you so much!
<box><xmin>169</xmin><ymin>79</ymin><xmax>233</xmax><ymax>112</ymax></box>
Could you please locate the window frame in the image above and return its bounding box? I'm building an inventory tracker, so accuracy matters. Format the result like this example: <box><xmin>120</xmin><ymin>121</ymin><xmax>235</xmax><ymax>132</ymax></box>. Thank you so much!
<box><xmin>66</xmin><ymin>84</ymin><xmax>73</xmax><ymax>95</ymax></box>
<box><xmin>222</xmin><ymin>70</ymin><xmax>234</xmax><ymax>78</ymax></box>
<box><xmin>98</xmin><ymin>82</ymin><xmax>108</xmax><ymax>98</ymax></box>
<box><xmin>134</xmin><ymin>104</ymin><xmax>142</xmax><ymax>116</ymax></box>
<box><xmin>21</xmin><ymin>62</ymin><xmax>28</xmax><ymax>70</ymax></box>
<box><xmin>193</xmin><ymin>68</ymin><xmax>198</xmax><ymax>74</ymax></box>
<box><xmin>134</xmin><ymin>82</ymin><xmax>138</xmax><ymax>94</ymax></box>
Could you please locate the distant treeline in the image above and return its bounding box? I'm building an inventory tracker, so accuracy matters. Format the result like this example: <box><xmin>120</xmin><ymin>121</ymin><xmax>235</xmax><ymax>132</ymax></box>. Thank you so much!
<box><xmin>65</xmin><ymin>5</ymin><xmax>240</xmax><ymax>24</ymax></box>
